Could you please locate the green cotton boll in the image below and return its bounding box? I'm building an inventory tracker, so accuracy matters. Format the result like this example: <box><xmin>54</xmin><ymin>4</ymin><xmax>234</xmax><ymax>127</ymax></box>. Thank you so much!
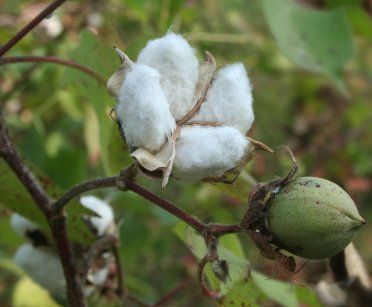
<box><xmin>267</xmin><ymin>177</ymin><xmax>366</xmax><ymax>260</ymax></box>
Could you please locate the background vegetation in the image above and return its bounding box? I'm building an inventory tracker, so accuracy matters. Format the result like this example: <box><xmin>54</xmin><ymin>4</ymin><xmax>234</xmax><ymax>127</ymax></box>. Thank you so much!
<box><xmin>0</xmin><ymin>0</ymin><xmax>371</xmax><ymax>306</ymax></box>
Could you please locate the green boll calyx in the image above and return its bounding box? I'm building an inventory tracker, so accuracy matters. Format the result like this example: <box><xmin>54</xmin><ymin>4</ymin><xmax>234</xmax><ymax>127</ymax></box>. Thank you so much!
<box><xmin>267</xmin><ymin>177</ymin><xmax>366</xmax><ymax>260</ymax></box>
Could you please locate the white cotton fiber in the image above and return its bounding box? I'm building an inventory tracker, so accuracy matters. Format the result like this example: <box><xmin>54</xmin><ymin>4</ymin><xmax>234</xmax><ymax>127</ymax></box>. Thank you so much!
<box><xmin>117</xmin><ymin>63</ymin><xmax>176</xmax><ymax>152</ymax></box>
<box><xmin>173</xmin><ymin>126</ymin><xmax>249</xmax><ymax>181</ymax></box>
<box><xmin>193</xmin><ymin>63</ymin><xmax>254</xmax><ymax>134</ymax></box>
<box><xmin>137</xmin><ymin>32</ymin><xmax>199</xmax><ymax>120</ymax></box>
<box><xmin>14</xmin><ymin>244</ymin><xmax>66</xmax><ymax>296</ymax></box>
<box><xmin>80</xmin><ymin>196</ymin><xmax>115</xmax><ymax>236</ymax></box>
<box><xmin>11</xmin><ymin>214</ymin><xmax>39</xmax><ymax>238</ymax></box>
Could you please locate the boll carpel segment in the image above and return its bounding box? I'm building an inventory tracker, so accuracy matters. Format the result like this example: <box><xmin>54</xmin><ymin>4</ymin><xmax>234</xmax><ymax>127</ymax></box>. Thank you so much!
<box><xmin>267</xmin><ymin>177</ymin><xmax>366</xmax><ymax>260</ymax></box>
<box><xmin>243</xmin><ymin>152</ymin><xmax>366</xmax><ymax>270</ymax></box>
<box><xmin>107</xmin><ymin>32</ymin><xmax>270</xmax><ymax>186</ymax></box>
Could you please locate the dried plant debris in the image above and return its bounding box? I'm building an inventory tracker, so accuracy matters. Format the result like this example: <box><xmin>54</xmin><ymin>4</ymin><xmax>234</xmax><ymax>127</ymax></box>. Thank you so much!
<box><xmin>107</xmin><ymin>32</ymin><xmax>272</xmax><ymax>187</ymax></box>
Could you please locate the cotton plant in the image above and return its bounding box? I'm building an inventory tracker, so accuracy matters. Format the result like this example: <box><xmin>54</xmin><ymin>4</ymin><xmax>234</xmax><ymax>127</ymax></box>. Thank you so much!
<box><xmin>11</xmin><ymin>196</ymin><xmax>117</xmax><ymax>300</ymax></box>
<box><xmin>108</xmin><ymin>32</ymin><xmax>271</xmax><ymax>187</ymax></box>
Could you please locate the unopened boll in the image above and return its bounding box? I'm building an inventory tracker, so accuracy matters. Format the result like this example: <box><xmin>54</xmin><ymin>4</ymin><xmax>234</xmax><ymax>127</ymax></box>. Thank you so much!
<box><xmin>14</xmin><ymin>244</ymin><xmax>66</xmax><ymax>296</ymax></box>
<box><xmin>117</xmin><ymin>63</ymin><xmax>176</xmax><ymax>152</ymax></box>
<box><xmin>137</xmin><ymin>32</ymin><xmax>199</xmax><ymax>120</ymax></box>
<box><xmin>80</xmin><ymin>196</ymin><xmax>115</xmax><ymax>236</ymax></box>
<box><xmin>11</xmin><ymin>214</ymin><xmax>39</xmax><ymax>238</ymax></box>
<box><xmin>173</xmin><ymin>126</ymin><xmax>250</xmax><ymax>181</ymax></box>
<box><xmin>194</xmin><ymin>63</ymin><xmax>254</xmax><ymax>134</ymax></box>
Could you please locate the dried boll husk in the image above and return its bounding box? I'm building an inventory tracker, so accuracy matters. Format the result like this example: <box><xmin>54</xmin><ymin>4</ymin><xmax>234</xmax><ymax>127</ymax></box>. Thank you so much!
<box><xmin>137</xmin><ymin>32</ymin><xmax>199</xmax><ymax>120</ymax></box>
<box><xmin>267</xmin><ymin>177</ymin><xmax>366</xmax><ymax>259</ymax></box>
<box><xmin>14</xmin><ymin>244</ymin><xmax>66</xmax><ymax>296</ymax></box>
<box><xmin>107</xmin><ymin>47</ymin><xmax>133</xmax><ymax>99</ymax></box>
<box><xmin>172</xmin><ymin>126</ymin><xmax>253</xmax><ymax>181</ymax></box>
<box><xmin>80</xmin><ymin>196</ymin><xmax>115</xmax><ymax>236</ymax></box>
<box><xmin>193</xmin><ymin>63</ymin><xmax>254</xmax><ymax>134</ymax></box>
<box><xmin>117</xmin><ymin>63</ymin><xmax>176</xmax><ymax>152</ymax></box>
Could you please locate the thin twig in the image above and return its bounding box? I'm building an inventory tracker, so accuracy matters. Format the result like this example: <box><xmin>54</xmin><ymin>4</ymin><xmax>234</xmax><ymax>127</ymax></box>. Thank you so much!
<box><xmin>198</xmin><ymin>256</ymin><xmax>221</xmax><ymax>301</ymax></box>
<box><xmin>126</xmin><ymin>295</ymin><xmax>151</xmax><ymax>307</ymax></box>
<box><xmin>0</xmin><ymin>56</ymin><xmax>105</xmax><ymax>84</ymax></box>
<box><xmin>54</xmin><ymin>170</ymin><xmax>245</xmax><ymax>238</ymax></box>
<box><xmin>121</xmin><ymin>179</ymin><xmax>206</xmax><ymax>232</ymax></box>
<box><xmin>153</xmin><ymin>279</ymin><xmax>192</xmax><ymax>306</ymax></box>
<box><xmin>112</xmin><ymin>244</ymin><xmax>125</xmax><ymax>298</ymax></box>
<box><xmin>0</xmin><ymin>0</ymin><xmax>67</xmax><ymax>57</ymax></box>
<box><xmin>53</xmin><ymin>176</ymin><xmax>117</xmax><ymax>213</ymax></box>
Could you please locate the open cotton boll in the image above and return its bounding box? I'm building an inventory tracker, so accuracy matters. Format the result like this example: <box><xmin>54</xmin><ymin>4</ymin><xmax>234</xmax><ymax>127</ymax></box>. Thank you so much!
<box><xmin>173</xmin><ymin>126</ymin><xmax>249</xmax><ymax>181</ymax></box>
<box><xmin>14</xmin><ymin>244</ymin><xmax>66</xmax><ymax>296</ymax></box>
<box><xmin>117</xmin><ymin>63</ymin><xmax>176</xmax><ymax>152</ymax></box>
<box><xmin>11</xmin><ymin>214</ymin><xmax>39</xmax><ymax>238</ymax></box>
<box><xmin>80</xmin><ymin>196</ymin><xmax>115</xmax><ymax>236</ymax></box>
<box><xmin>137</xmin><ymin>32</ymin><xmax>199</xmax><ymax>120</ymax></box>
<box><xmin>193</xmin><ymin>63</ymin><xmax>254</xmax><ymax>134</ymax></box>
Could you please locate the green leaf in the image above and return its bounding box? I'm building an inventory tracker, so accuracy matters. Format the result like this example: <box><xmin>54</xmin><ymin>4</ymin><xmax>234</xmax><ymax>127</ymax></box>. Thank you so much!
<box><xmin>105</xmin><ymin>123</ymin><xmax>132</xmax><ymax>175</ymax></box>
<box><xmin>262</xmin><ymin>0</ymin><xmax>354</xmax><ymax>90</ymax></box>
<box><xmin>221</xmin><ymin>279</ymin><xmax>262</xmax><ymax>307</ymax></box>
<box><xmin>0</xmin><ymin>258</ymin><xmax>23</xmax><ymax>277</ymax></box>
<box><xmin>63</xmin><ymin>30</ymin><xmax>122</xmax><ymax>175</ymax></box>
<box><xmin>12</xmin><ymin>276</ymin><xmax>61</xmax><ymax>307</ymax></box>
<box><xmin>0</xmin><ymin>160</ymin><xmax>94</xmax><ymax>245</ymax></box>
<box><xmin>296</xmin><ymin>285</ymin><xmax>322</xmax><ymax>307</ymax></box>
<box><xmin>251</xmin><ymin>270</ymin><xmax>298</xmax><ymax>307</ymax></box>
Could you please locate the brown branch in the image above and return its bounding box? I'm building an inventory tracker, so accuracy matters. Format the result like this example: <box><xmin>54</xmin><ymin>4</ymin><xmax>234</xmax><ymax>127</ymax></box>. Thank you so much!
<box><xmin>0</xmin><ymin>0</ymin><xmax>67</xmax><ymax>57</ymax></box>
<box><xmin>198</xmin><ymin>256</ymin><xmax>221</xmax><ymax>301</ymax></box>
<box><xmin>153</xmin><ymin>279</ymin><xmax>192</xmax><ymax>307</ymax></box>
<box><xmin>112</xmin><ymin>244</ymin><xmax>125</xmax><ymax>298</ymax></box>
<box><xmin>53</xmin><ymin>170</ymin><xmax>245</xmax><ymax>239</ymax></box>
<box><xmin>126</xmin><ymin>295</ymin><xmax>151</xmax><ymax>307</ymax></box>
<box><xmin>0</xmin><ymin>56</ymin><xmax>105</xmax><ymax>84</ymax></box>
<box><xmin>121</xmin><ymin>178</ymin><xmax>207</xmax><ymax>232</ymax></box>
<box><xmin>0</xmin><ymin>111</ymin><xmax>86</xmax><ymax>306</ymax></box>
<box><xmin>53</xmin><ymin>176</ymin><xmax>117</xmax><ymax>213</ymax></box>
<box><xmin>49</xmin><ymin>215</ymin><xmax>87</xmax><ymax>307</ymax></box>
<box><xmin>0</xmin><ymin>109</ymin><xmax>51</xmax><ymax>215</ymax></box>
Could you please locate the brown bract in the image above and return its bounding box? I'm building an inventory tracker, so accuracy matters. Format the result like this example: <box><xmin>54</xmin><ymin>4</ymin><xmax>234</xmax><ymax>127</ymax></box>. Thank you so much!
<box><xmin>240</xmin><ymin>148</ymin><xmax>298</xmax><ymax>273</ymax></box>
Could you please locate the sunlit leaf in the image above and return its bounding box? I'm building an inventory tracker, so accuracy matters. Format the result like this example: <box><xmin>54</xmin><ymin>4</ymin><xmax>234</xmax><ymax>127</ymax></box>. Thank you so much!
<box><xmin>251</xmin><ymin>270</ymin><xmax>298</xmax><ymax>307</ymax></box>
<box><xmin>263</xmin><ymin>0</ymin><xmax>354</xmax><ymax>91</ymax></box>
<box><xmin>221</xmin><ymin>279</ymin><xmax>262</xmax><ymax>307</ymax></box>
<box><xmin>12</xmin><ymin>276</ymin><xmax>60</xmax><ymax>307</ymax></box>
<box><xmin>296</xmin><ymin>285</ymin><xmax>322</xmax><ymax>307</ymax></box>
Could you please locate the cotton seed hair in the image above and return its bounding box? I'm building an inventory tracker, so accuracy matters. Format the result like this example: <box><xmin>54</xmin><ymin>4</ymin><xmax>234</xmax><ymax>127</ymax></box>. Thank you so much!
<box><xmin>173</xmin><ymin>126</ymin><xmax>250</xmax><ymax>181</ymax></box>
<box><xmin>193</xmin><ymin>63</ymin><xmax>254</xmax><ymax>134</ymax></box>
<box><xmin>117</xmin><ymin>63</ymin><xmax>176</xmax><ymax>152</ymax></box>
<box><xmin>137</xmin><ymin>32</ymin><xmax>199</xmax><ymax>120</ymax></box>
<box><xmin>108</xmin><ymin>32</ymin><xmax>267</xmax><ymax>185</ymax></box>
<box><xmin>80</xmin><ymin>195</ymin><xmax>116</xmax><ymax>236</ymax></box>
<box><xmin>14</xmin><ymin>244</ymin><xmax>66</xmax><ymax>296</ymax></box>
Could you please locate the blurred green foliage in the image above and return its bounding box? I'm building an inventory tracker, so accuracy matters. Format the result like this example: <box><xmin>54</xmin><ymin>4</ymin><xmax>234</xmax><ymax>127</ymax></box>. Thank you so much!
<box><xmin>0</xmin><ymin>0</ymin><xmax>371</xmax><ymax>306</ymax></box>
